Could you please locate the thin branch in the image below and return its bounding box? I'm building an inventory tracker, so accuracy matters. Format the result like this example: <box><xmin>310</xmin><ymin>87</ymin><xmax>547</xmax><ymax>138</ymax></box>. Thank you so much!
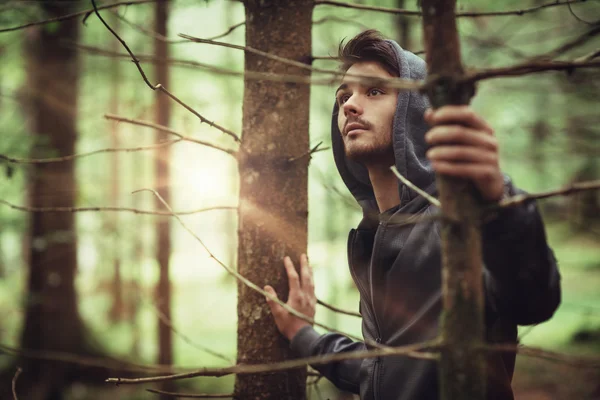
<box><xmin>178</xmin><ymin>33</ymin><xmax>329</xmax><ymax>74</ymax></box>
<box><xmin>312</xmin><ymin>15</ymin><xmax>371</xmax><ymax>30</ymax></box>
<box><xmin>1</xmin><ymin>199</ymin><xmax>237</xmax><ymax>216</ymax></box>
<box><xmin>90</xmin><ymin>0</ymin><xmax>241</xmax><ymax>143</ymax></box>
<box><xmin>0</xmin><ymin>343</ymin><xmax>187</xmax><ymax>374</ymax></box>
<box><xmin>106</xmin><ymin>339</ymin><xmax>440</xmax><ymax>384</ymax></box>
<box><xmin>131</xmin><ymin>189</ymin><xmax>375</xmax><ymax>346</ymax></box>
<box><xmin>532</xmin><ymin>25</ymin><xmax>600</xmax><ymax>62</ymax></box>
<box><xmin>498</xmin><ymin>179</ymin><xmax>600</xmax><ymax>208</ymax></box>
<box><xmin>577</xmin><ymin>48</ymin><xmax>600</xmax><ymax>61</ymax></box>
<box><xmin>390</xmin><ymin>166</ymin><xmax>441</xmax><ymax>207</ymax></box>
<box><xmin>104</xmin><ymin>114</ymin><xmax>238</xmax><ymax>157</ymax></box>
<box><xmin>177</xmin><ymin>33</ymin><xmax>423</xmax><ymax>91</ymax></box>
<box><xmin>73</xmin><ymin>42</ymin><xmax>421</xmax><ymax>91</ymax></box>
<box><xmin>147</xmin><ymin>389</ymin><xmax>233</xmax><ymax>398</ymax></box>
<box><xmin>317</xmin><ymin>299</ymin><xmax>361</xmax><ymax>318</ymax></box>
<box><xmin>150</xmin><ymin>301</ymin><xmax>234</xmax><ymax>364</ymax></box>
<box><xmin>465</xmin><ymin>58</ymin><xmax>600</xmax><ymax>83</ymax></box>
<box><xmin>287</xmin><ymin>142</ymin><xmax>329</xmax><ymax>163</ymax></box>
<box><xmin>12</xmin><ymin>367</ymin><xmax>22</xmax><ymax>400</ymax></box>
<box><xmin>314</xmin><ymin>1</ymin><xmax>421</xmax><ymax>15</ymax></box>
<box><xmin>484</xmin><ymin>343</ymin><xmax>600</xmax><ymax>369</ymax></box>
<box><xmin>0</xmin><ymin>0</ymin><xmax>157</xmax><ymax>33</ymax></box>
<box><xmin>0</xmin><ymin>139</ymin><xmax>182</xmax><ymax>164</ymax></box>
<box><xmin>314</xmin><ymin>0</ymin><xmax>589</xmax><ymax>18</ymax></box>
<box><xmin>111</xmin><ymin>8</ymin><xmax>245</xmax><ymax>43</ymax></box>
<box><xmin>205</xmin><ymin>21</ymin><xmax>245</xmax><ymax>41</ymax></box>
<box><xmin>568</xmin><ymin>1</ymin><xmax>597</xmax><ymax>25</ymax></box>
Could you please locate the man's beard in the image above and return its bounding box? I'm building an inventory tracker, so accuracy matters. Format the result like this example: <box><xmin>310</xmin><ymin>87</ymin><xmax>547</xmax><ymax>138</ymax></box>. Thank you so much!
<box><xmin>344</xmin><ymin>132</ymin><xmax>394</xmax><ymax>165</ymax></box>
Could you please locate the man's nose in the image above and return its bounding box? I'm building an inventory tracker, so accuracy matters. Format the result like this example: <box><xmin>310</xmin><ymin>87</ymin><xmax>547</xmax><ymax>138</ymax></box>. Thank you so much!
<box><xmin>342</xmin><ymin>95</ymin><xmax>363</xmax><ymax>116</ymax></box>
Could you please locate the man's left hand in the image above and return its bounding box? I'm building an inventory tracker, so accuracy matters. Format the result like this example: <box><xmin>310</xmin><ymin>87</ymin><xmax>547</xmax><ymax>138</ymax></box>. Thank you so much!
<box><xmin>424</xmin><ymin>105</ymin><xmax>504</xmax><ymax>202</ymax></box>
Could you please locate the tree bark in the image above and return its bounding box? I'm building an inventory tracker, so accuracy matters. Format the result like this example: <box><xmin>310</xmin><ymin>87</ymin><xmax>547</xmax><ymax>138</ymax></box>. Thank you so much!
<box><xmin>18</xmin><ymin>2</ymin><xmax>84</xmax><ymax>399</ymax></box>
<box><xmin>235</xmin><ymin>1</ymin><xmax>313</xmax><ymax>399</ymax></box>
<box><xmin>154</xmin><ymin>0</ymin><xmax>174</xmax><ymax>397</ymax></box>
<box><xmin>421</xmin><ymin>1</ymin><xmax>486</xmax><ymax>400</ymax></box>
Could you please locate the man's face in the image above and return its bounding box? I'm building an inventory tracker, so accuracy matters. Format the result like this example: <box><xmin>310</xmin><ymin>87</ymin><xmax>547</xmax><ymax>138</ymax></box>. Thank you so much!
<box><xmin>336</xmin><ymin>61</ymin><xmax>398</xmax><ymax>165</ymax></box>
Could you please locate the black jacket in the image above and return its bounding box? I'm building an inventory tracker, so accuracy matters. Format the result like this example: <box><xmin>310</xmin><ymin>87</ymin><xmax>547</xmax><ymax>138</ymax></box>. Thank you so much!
<box><xmin>290</xmin><ymin>40</ymin><xmax>561</xmax><ymax>400</ymax></box>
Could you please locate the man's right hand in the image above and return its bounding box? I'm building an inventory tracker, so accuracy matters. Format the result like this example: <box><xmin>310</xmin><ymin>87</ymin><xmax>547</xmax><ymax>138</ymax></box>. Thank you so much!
<box><xmin>264</xmin><ymin>254</ymin><xmax>316</xmax><ymax>341</ymax></box>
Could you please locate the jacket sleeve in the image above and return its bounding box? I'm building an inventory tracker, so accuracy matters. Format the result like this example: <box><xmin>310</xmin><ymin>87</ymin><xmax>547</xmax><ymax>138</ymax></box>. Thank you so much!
<box><xmin>290</xmin><ymin>325</ymin><xmax>364</xmax><ymax>394</ymax></box>
<box><xmin>482</xmin><ymin>181</ymin><xmax>561</xmax><ymax>326</ymax></box>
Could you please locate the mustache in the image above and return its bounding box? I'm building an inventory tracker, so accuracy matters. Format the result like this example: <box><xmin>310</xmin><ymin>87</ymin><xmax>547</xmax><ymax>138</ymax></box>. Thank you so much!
<box><xmin>343</xmin><ymin>117</ymin><xmax>373</xmax><ymax>134</ymax></box>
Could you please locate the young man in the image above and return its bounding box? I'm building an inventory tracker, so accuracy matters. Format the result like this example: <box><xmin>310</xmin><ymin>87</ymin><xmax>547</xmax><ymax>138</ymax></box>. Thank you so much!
<box><xmin>264</xmin><ymin>30</ymin><xmax>561</xmax><ymax>400</ymax></box>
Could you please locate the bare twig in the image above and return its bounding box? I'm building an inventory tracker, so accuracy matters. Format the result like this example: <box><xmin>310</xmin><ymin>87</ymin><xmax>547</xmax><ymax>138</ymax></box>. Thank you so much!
<box><xmin>204</xmin><ymin>21</ymin><xmax>245</xmax><ymax>41</ymax></box>
<box><xmin>484</xmin><ymin>343</ymin><xmax>600</xmax><ymax>369</ymax></box>
<box><xmin>534</xmin><ymin>25</ymin><xmax>600</xmax><ymax>61</ymax></box>
<box><xmin>312</xmin><ymin>15</ymin><xmax>371</xmax><ymax>30</ymax></box>
<box><xmin>314</xmin><ymin>0</ymin><xmax>589</xmax><ymax>18</ymax></box>
<box><xmin>150</xmin><ymin>301</ymin><xmax>234</xmax><ymax>363</ymax></box>
<box><xmin>287</xmin><ymin>142</ymin><xmax>329</xmax><ymax>163</ymax></box>
<box><xmin>111</xmin><ymin>8</ymin><xmax>245</xmax><ymax>43</ymax></box>
<box><xmin>0</xmin><ymin>139</ymin><xmax>182</xmax><ymax>164</ymax></box>
<box><xmin>131</xmin><ymin>189</ymin><xmax>374</xmax><ymax>346</ymax></box>
<box><xmin>0</xmin><ymin>343</ymin><xmax>186</xmax><ymax>374</ymax></box>
<box><xmin>1</xmin><ymin>199</ymin><xmax>237</xmax><ymax>216</ymax></box>
<box><xmin>104</xmin><ymin>114</ymin><xmax>237</xmax><ymax>157</ymax></box>
<box><xmin>390</xmin><ymin>166</ymin><xmax>441</xmax><ymax>207</ymax></box>
<box><xmin>106</xmin><ymin>339</ymin><xmax>440</xmax><ymax>384</ymax></box>
<box><xmin>177</xmin><ymin>33</ymin><xmax>423</xmax><ymax>91</ymax></box>
<box><xmin>0</xmin><ymin>0</ymin><xmax>156</xmax><ymax>33</ymax></box>
<box><xmin>73</xmin><ymin>42</ymin><xmax>421</xmax><ymax>90</ymax></box>
<box><xmin>498</xmin><ymin>179</ymin><xmax>600</xmax><ymax>208</ymax></box>
<box><xmin>12</xmin><ymin>367</ymin><xmax>22</xmax><ymax>400</ymax></box>
<box><xmin>465</xmin><ymin>58</ymin><xmax>600</xmax><ymax>83</ymax></box>
<box><xmin>568</xmin><ymin>2</ymin><xmax>597</xmax><ymax>25</ymax></box>
<box><xmin>178</xmin><ymin>33</ymin><xmax>330</xmax><ymax>74</ymax></box>
<box><xmin>147</xmin><ymin>389</ymin><xmax>233</xmax><ymax>398</ymax></box>
<box><xmin>317</xmin><ymin>299</ymin><xmax>361</xmax><ymax>318</ymax></box>
<box><xmin>90</xmin><ymin>0</ymin><xmax>241</xmax><ymax>143</ymax></box>
<box><xmin>577</xmin><ymin>48</ymin><xmax>600</xmax><ymax>61</ymax></box>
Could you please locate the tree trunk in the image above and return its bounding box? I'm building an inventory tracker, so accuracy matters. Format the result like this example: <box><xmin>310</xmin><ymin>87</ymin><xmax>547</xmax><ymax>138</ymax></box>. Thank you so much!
<box><xmin>19</xmin><ymin>3</ymin><xmax>84</xmax><ymax>399</ymax></box>
<box><xmin>235</xmin><ymin>1</ymin><xmax>313</xmax><ymax>399</ymax></box>
<box><xmin>421</xmin><ymin>1</ymin><xmax>486</xmax><ymax>400</ymax></box>
<box><xmin>108</xmin><ymin>13</ymin><xmax>125</xmax><ymax>323</ymax></box>
<box><xmin>396</xmin><ymin>0</ymin><xmax>412</xmax><ymax>50</ymax></box>
<box><xmin>154</xmin><ymin>0</ymin><xmax>174</xmax><ymax>397</ymax></box>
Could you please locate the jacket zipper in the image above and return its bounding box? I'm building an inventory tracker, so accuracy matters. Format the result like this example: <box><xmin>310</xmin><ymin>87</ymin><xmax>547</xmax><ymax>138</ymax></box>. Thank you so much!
<box><xmin>369</xmin><ymin>222</ymin><xmax>385</xmax><ymax>340</ymax></box>
<box><xmin>373</xmin><ymin>337</ymin><xmax>382</xmax><ymax>400</ymax></box>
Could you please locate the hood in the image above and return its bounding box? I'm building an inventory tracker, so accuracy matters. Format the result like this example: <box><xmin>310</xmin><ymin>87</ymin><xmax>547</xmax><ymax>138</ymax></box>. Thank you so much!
<box><xmin>331</xmin><ymin>40</ymin><xmax>434</xmax><ymax>214</ymax></box>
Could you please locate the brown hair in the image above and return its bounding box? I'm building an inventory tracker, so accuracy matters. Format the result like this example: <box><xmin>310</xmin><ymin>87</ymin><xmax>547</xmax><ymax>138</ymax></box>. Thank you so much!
<box><xmin>338</xmin><ymin>30</ymin><xmax>399</xmax><ymax>77</ymax></box>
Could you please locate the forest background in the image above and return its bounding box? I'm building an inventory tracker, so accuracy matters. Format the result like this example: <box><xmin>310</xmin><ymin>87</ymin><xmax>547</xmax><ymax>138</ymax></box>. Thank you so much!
<box><xmin>0</xmin><ymin>0</ymin><xmax>599</xmax><ymax>399</ymax></box>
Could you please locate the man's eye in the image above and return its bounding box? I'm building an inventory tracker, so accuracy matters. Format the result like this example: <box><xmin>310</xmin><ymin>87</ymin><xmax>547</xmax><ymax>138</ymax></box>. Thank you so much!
<box><xmin>368</xmin><ymin>88</ymin><xmax>383</xmax><ymax>96</ymax></box>
<box><xmin>338</xmin><ymin>94</ymin><xmax>350</xmax><ymax>104</ymax></box>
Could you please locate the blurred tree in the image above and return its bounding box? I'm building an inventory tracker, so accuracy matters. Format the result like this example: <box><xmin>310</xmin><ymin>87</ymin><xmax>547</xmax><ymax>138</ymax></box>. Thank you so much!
<box><xmin>563</xmin><ymin>69</ymin><xmax>600</xmax><ymax>234</ymax></box>
<box><xmin>396</xmin><ymin>0</ymin><xmax>412</xmax><ymax>50</ymax></box>
<box><xmin>154</xmin><ymin>0</ymin><xmax>174</xmax><ymax>397</ymax></box>
<box><xmin>108</xmin><ymin>13</ymin><xmax>125</xmax><ymax>323</ymax></box>
<box><xmin>234</xmin><ymin>0</ymin><xmax>313</xmax><ymax>398</ymax></box>
<box><xmin>15</xmin><ymin>2</ymin><xmax>88</xmax><ymax>399</ymax></box>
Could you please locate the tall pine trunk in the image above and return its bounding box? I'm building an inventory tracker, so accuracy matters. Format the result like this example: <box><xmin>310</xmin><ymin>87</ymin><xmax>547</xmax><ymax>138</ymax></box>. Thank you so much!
<box><xmin>19</xmin><ymin>3</ymin><xmax>84</xmax><ymax>399</ymax></box>
<box><xmin>421</xmin><ymin>1</ymin><xmax>486</xmax><ymax>400</ymax></box>
<box><xmin>235</xmin><ymin>1</ymin><xmax>313</xmax><ymax>399</ymax></box>
<box><xmin>154</xmin><ymin>0</ymin><xmax>174</xmax><ymax>397</ymax></box>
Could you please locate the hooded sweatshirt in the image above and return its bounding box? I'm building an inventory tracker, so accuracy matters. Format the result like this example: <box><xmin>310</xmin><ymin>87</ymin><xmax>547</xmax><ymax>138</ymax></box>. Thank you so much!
<box><xmin>290</xmin><ymin>40</ymin><xmax>561</xmax><ymax>400</ymax></box>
